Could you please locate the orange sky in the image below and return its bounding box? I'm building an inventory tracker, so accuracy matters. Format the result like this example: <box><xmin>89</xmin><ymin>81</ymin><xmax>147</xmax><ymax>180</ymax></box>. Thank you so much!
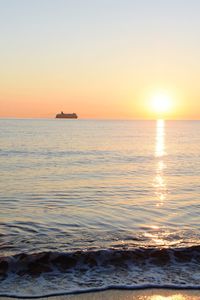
<box><xmin>1</xmin><ymin>1</ymin><xmax>200</xmax><ymax>119</ymax></box>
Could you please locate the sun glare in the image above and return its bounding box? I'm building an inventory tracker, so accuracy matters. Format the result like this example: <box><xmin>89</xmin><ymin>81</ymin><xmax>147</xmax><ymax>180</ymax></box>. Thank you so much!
<box><xmin>150</xmin><ymin>92</ymin><xmax>172</xmax><ymax>114</ymax></box>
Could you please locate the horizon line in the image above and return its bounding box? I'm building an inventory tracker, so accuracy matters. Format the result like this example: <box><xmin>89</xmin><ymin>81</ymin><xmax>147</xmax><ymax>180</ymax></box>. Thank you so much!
<box><xmin>0</xmin><ymin>117</ymin><xmax>200</xmax><ymax>121</ymax></box>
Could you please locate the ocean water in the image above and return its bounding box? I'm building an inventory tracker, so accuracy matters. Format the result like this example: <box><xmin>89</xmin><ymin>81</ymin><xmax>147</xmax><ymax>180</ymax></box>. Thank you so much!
<box><xmin>0</xmin><ymin>119</ymin><xmax>199</xmax><ymax>296</ymax></box>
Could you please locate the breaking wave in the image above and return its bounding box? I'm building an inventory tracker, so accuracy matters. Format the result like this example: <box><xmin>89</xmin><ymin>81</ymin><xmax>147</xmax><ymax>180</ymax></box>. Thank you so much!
<box><xmin>0</xmin><ymin>246</ymin><xmax>200</xmax><ymax>297</ymax></box>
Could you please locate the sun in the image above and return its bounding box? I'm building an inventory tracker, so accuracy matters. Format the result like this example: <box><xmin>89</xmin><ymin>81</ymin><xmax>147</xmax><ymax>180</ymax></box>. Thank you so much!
<box><xmin>150</xmin><ymin>91</ymin><xmax>172</xmax><ymax>114</ymax></box>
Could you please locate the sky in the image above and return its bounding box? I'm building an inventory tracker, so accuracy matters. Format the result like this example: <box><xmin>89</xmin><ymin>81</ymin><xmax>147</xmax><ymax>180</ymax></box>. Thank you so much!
<box><xmin>0</xmin><ymin>0</ymin><xmax>200</xmax><ymax>119</ymax></box>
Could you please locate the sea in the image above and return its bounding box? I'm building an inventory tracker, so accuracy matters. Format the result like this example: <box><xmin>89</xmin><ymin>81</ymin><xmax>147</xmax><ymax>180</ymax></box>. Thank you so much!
<box><xmin>0</xmin><ymin>119</ymin><xmax>199</xmax><ymax>297</ymax></box>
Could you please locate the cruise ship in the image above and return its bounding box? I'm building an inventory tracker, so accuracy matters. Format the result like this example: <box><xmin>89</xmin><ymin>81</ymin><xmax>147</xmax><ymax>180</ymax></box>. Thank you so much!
<box><xmin>56</xmin><ymin>112</ymin><xmax>78</xmax><ymax>119</ymax></box>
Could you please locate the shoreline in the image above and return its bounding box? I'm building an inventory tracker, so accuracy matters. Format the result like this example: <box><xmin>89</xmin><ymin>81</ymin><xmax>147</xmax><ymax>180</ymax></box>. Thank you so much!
<box><xmin>0</xmin><ymin>289</ymin><xmax>200</xmax><ymax>300</ymax></box>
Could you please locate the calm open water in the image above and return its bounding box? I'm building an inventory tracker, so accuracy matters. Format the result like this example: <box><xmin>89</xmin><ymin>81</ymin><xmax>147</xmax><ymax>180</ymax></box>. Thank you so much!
<box><xmin>0</xmin><ymin>119</ymin><xmax>199</xmax><ymax>296</ymax></box>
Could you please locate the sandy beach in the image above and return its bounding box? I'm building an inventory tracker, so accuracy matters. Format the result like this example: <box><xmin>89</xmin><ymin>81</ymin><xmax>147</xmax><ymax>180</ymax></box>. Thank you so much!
<box><xmin>1</xmin><ymin>289</ymin><xmax>200</xmax><ymax>300</ymax></box>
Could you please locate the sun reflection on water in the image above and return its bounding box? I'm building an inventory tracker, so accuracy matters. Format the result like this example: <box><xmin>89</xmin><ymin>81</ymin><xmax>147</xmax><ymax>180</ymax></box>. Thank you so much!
<box><xmin>145</xmin><ymin>120</ymin><xmax>169</xmax><ymax>246</ymax></box>
<box><xmin>144</xmin><ymin>225</ymin><xmax>168</xmax><ymax>246</ymax></box>
<box><xmin>154</xmin><ymin>120</ymin><xmax>167</xmax><ymax>207</ymax></box>
<box><xmin>155</xmin><ymin>119</ymin><xmax>165</xmax><ymax>158</ymax></box>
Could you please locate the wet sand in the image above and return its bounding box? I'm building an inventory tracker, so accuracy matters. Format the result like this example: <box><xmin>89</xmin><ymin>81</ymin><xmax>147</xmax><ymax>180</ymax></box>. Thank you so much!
<box><xmin>1</xmin><ymin>289</ymin><xmax>200</xmax><ymax>300</ymax></box>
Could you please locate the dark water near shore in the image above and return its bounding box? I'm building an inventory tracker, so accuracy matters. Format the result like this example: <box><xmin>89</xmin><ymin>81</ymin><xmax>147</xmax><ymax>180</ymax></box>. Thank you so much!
<box><xmin>0</xmin><ymin>119</ymin><xmax>199</xmax><ymax>296</ymax></box>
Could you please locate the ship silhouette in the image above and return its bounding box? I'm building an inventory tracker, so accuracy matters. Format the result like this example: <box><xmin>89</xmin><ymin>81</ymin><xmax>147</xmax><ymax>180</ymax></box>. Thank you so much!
<box><xmin>56</xmin><ymin>112</ymin><xmax>78</xmax><ymax>119</ymax></box>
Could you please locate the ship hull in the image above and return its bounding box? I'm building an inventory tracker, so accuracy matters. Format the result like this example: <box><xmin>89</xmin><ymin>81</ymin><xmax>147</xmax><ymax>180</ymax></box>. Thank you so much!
<box><xmin>56</xmin><ymin>113</ymin><xmax>78</xmax><ymax>119</ymax></box>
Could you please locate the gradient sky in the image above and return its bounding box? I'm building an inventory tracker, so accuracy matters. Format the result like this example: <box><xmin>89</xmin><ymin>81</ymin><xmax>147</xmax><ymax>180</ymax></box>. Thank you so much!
<box><xmin>0</xmin><ymin>0</ymin><xmax>200</xmax><ymax>119</ymax></box>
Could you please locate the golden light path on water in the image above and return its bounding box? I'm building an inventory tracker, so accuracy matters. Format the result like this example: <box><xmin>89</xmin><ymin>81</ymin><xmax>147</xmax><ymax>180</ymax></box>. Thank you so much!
<box><xmin>145</xmin><ymin>120</ymin><xmax>168</xmax><ymax>245</ymax></box>
<box><xmin>154</xmin><ymin>119</ymin><xmax>167</xmax><ymax>207</ymax></box>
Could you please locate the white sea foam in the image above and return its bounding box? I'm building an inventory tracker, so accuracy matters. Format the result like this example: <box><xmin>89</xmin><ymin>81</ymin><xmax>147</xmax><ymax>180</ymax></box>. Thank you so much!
<box><xmin>0</xmin><ymin>247</ymin><xmax>199</xmax><ymax>297</ymax></box>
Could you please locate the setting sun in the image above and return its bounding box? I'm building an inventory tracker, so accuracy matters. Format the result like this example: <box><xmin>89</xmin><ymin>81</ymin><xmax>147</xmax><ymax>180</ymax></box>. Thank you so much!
<box><xmin>150</xmin><ymin>92</ymin><xmax>172</xmax><ymax>114</ymax></box>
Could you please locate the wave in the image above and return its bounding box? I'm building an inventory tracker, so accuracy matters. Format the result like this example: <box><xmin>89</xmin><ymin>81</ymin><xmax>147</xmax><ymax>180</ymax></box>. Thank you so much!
<box><xmin>0</xmin><ymin>246</ymin><xmax>200</xmax><ymax>297</ymax></box>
